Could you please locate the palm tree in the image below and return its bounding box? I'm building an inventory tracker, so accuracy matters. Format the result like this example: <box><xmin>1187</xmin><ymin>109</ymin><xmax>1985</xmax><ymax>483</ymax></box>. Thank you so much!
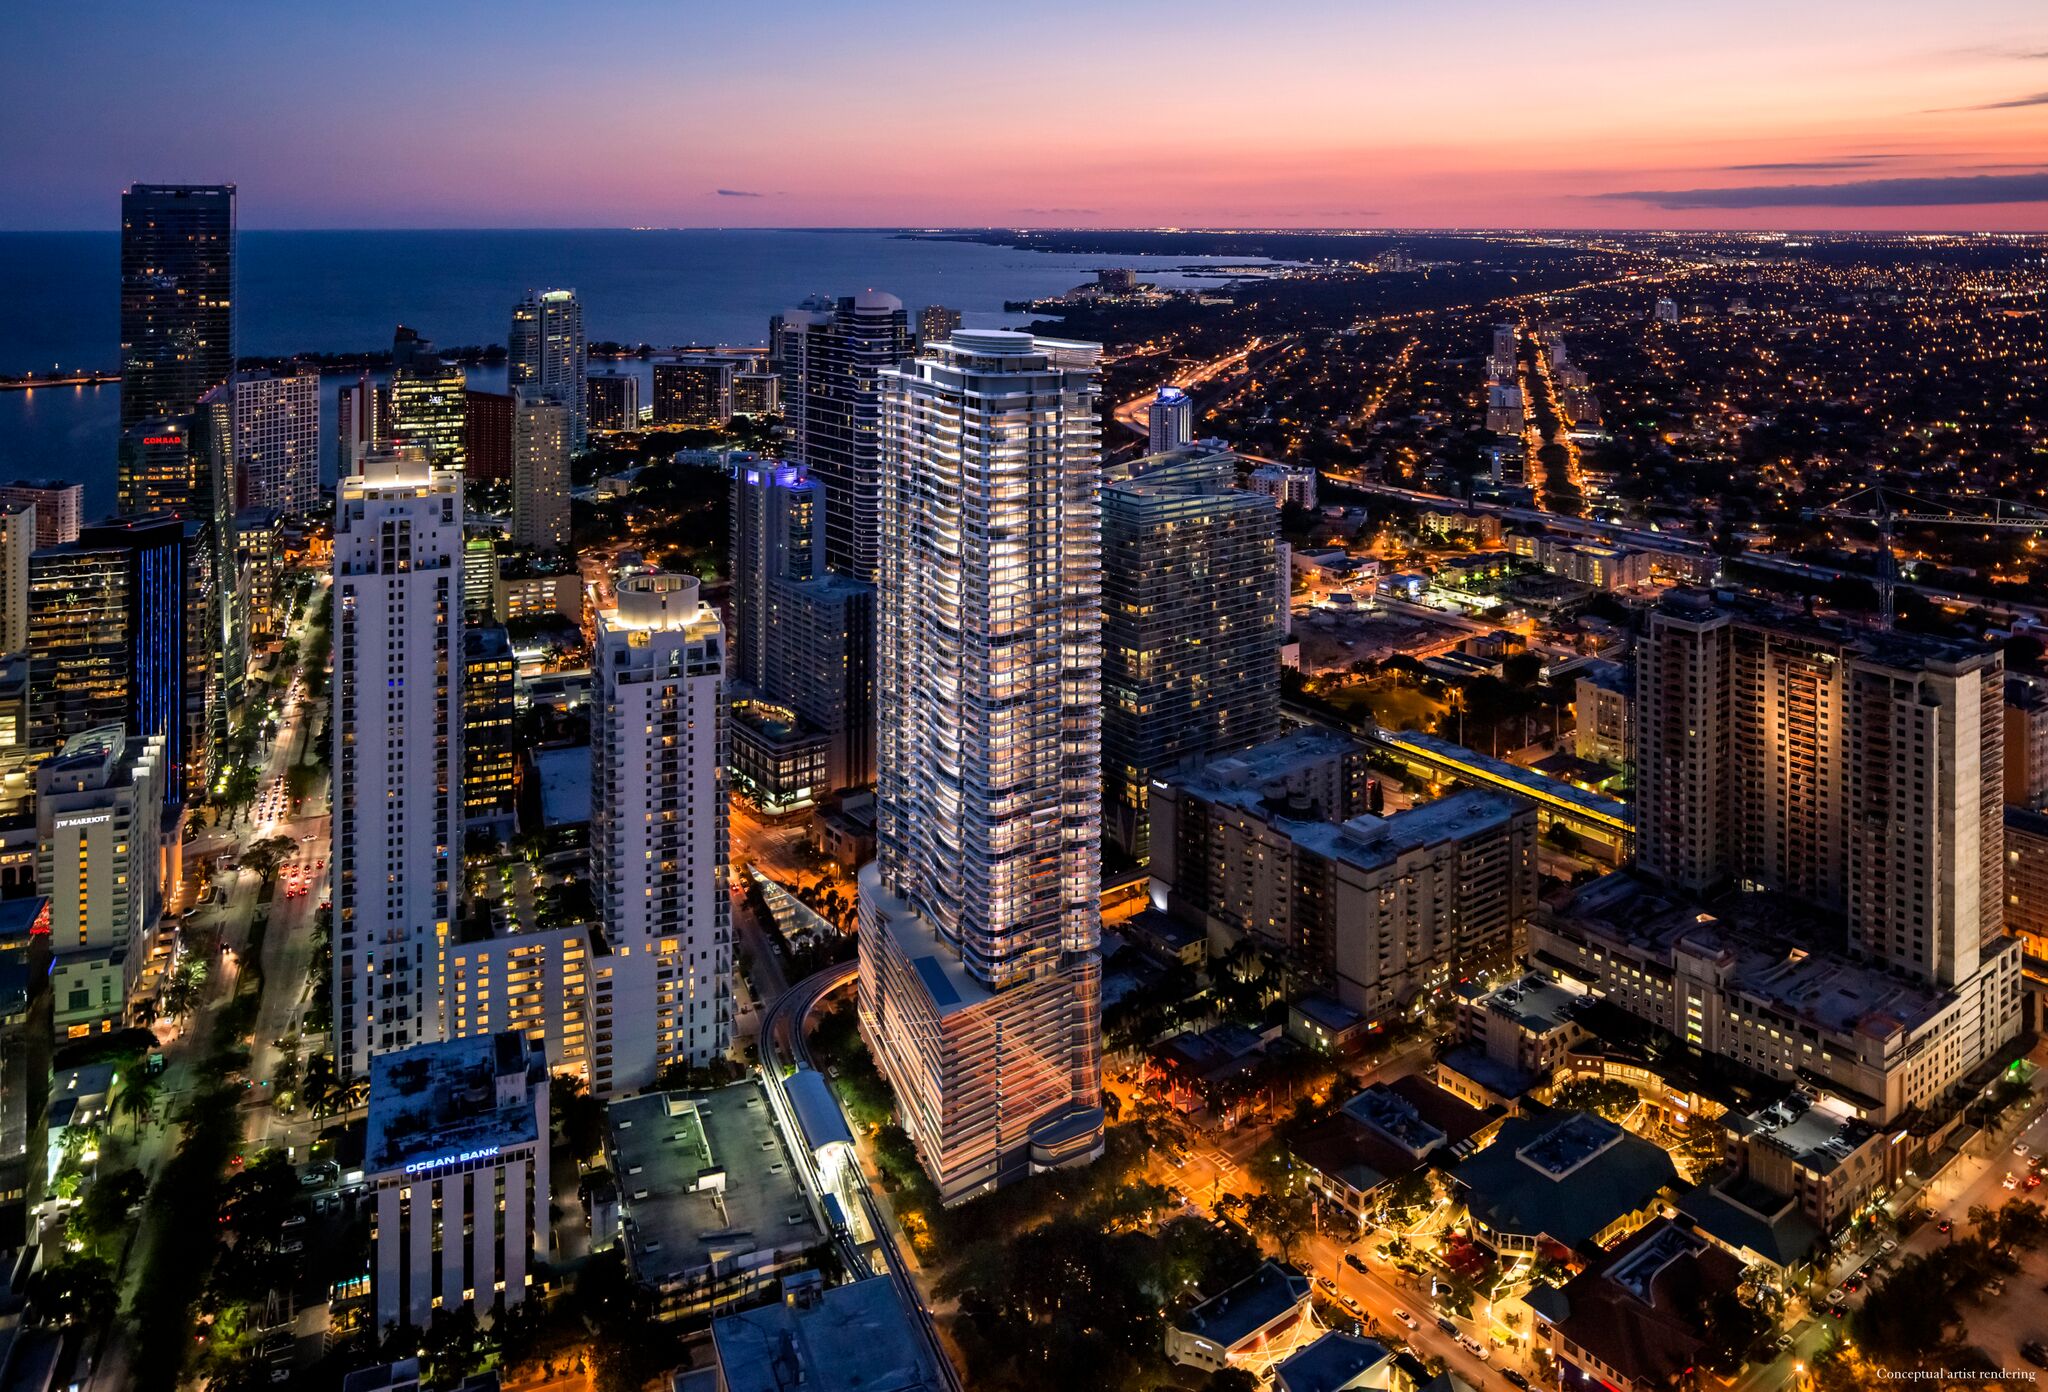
<box><xmin>112</xmin><ymin>1060</ymin><xmax>160</xmax><ymax>1139</ymax></box>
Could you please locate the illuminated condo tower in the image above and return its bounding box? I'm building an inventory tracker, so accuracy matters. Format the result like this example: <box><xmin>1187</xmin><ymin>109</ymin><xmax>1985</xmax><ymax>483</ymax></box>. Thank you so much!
<box><xmin>858</xmin><ymin>329</ymin><xmax>1107</xmax><ymax>1203</ymax></box>
<box><xmin>119</xmin><ymin>183</ymin><xmax>235</xmax><ymax>432</ymax></box>
<box><xmin>332</xmin><ymin>449</ymin><xmax>463</xmax><ymax>1077</ymax></box>
<box><xmin>1147</xmin><ymin>385</ymin><xmax>1194</xmax><ymax>453</ymax></box>
<box><xmin>591</xmin><ymin>571</ymin><xmax>731</xmax><ymax>1090</ymax></box>
<box><xmin>510</xmin><ymin>390</ymin><xmax>570</xmax><ymax>551</ymax></box>
<box><xmin>508</xmin><ymin>288</ymin><xmax>588</xmax><ymax>448</ymax></box>
<box><xmin>231</xmin><ymin>368</ymin><xmax>322</xmax><ymax>514</ymax></box>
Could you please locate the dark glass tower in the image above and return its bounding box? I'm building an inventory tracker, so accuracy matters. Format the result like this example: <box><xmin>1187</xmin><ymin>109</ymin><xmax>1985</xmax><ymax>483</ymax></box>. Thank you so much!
<box><xmin>778</xmin><ymin>292</ymin><xmax>912</xmax><ymax>581</ymax></box>
<box><xmin>79</xmin><ymin>518</ymin><xmax>197</xmax><ymax>808</ymax></box>
<box><xmin>119</xmin><ymin>184</ymin><xmax>236</xmax><ymax>433</ymax></box>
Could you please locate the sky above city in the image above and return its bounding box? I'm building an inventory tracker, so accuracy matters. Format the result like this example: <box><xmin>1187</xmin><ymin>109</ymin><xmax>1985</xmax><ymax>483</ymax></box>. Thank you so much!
<box><xmin>6</xmin><ymin>0</ymin><xmax>2048</xmax><ymax>231</ymax></box>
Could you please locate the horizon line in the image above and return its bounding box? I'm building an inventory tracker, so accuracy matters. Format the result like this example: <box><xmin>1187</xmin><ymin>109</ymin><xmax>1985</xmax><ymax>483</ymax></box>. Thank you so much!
<box><xmin>4</xmin><ymin>224</ymin><xmax>2046</xmax><ymax>238</ymax></box>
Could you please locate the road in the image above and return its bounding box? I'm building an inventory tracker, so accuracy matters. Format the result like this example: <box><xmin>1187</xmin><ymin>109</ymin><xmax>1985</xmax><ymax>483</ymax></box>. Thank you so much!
<box><xmin>1111</xmin><ymin>339</ymin><xmax>1269</xmax><ymax>440</ymax></box>
<box><xmin>757</xmin><ymin>965</ymin><xmax>965</xmax><ymax>1392</ymax></box>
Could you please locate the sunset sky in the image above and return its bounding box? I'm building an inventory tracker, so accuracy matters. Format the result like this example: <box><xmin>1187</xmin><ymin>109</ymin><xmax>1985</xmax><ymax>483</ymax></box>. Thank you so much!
<box><xmin>6</xmin><ymin>0</ymin><xmax>2047</xmax><ymax>231</ymax></box>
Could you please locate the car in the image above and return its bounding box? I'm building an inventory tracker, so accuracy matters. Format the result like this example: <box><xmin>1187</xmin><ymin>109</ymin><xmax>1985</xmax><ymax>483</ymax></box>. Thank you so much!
<box><xmin>1503</xmin><ymin>1371</ymin><xmax>1531</xmax><ymax>1390</ymax></box>
<box><xmin>1844</xmin><ymin>1277</ymin><xmax>1861</xmax><ymax>1294</ymax></box>
<box><xmin>2005</xmin><ymin>1173</ymin><xmax>2021</xmax><ymax>1190</ymax></box>
<box><xmin>1317</xmin><ymin>1276</ymin><xmax>1340</xmax><ymax>1298</ymax></box>
<box><xmin>1939</xmin><ymin>1219</ymin><xmax>1953</xmax><ymax>1234</ymax></box>
<box><xmin>1342</xmin><ymin>1295</ymin><xmax>1363</xmax><ymax>1317</ymax></box>
<box><xmin>1393</xmin><ymin>1309</ymin><xmax>1419</xmax><ymax>1330</ymax></box>
<box><xmin>2018</xmin><ymin>1142</ymin><xmax>2031</xmax><ymax>1157</ymax></box>
<box><xmin>1775</xmin><ymin>1334</ymin><xmax>1795</xmax><ymax>1355</ymax></box>
<box><xmin>1826</xmin><ymin>1287</ymin><xmax>1846</xmax><ymax>1304</ymax></box>
<box><xmin>2021</xmin><ymin>1342</ymin><xmax>2048</xmax><ymax>1369</ymax></box>
<box><xmin>2032</xmin><ymin>1156</ymin><xmax>2044</xmax><ymax>1172</ymax></box>
<box><xmin>1346</xmin><ymin>1253</ymin><xmax>1368</xmax><ymax>1274</ymax></box>
<box><xmin>1438</xmin><ymin>1316</ymin><xmax>1460</xmax><ymax>1336</ymax></box>
<box><xmin>2031</xmin><ymin>1175</ymin><xmax>2043</xmax><ymax>1191</ymax></box>
<box><xmin>1458</xmin><ymin>1335</ymin><xmax>1490</xmax><ymax>1362</ymax></box>
<box><xmin>1879</xmin><ymin>1239</ymin><xmax>1897</xmax><ymax>1255</ymax></box>
<box><xmin>1828</xmin><ymin>1302</ymin><xmax>1847</xmax><ymax>1320</ymax></box>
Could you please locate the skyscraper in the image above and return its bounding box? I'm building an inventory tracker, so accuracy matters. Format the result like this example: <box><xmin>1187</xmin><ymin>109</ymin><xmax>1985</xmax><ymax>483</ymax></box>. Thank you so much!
<box><xmin>337</xmin><ymin>373</ymin><xmax>389</xmax><ymax>476</ymax></box>
<box><xmin>651</xmin><ymin>358</ymin><xmax>738</xmax><ymax>426</ymax></box>
<box><xmin>728</xmin><ymin>461</ymin><xmax>822</xmax><ymax>689</ymax></box>
<box><xmin>331</xmin><ymin>449</ymin><xmax>462</xmax><ymax>1077</ymax></box>
<box><xmin>232</xmin><ymin>368</ymin><xmax>322</xmax><ymax>514</ymax></box>
<box><xmin>389</xmin><ymin>330</ymin><xmax>467</xmax><ymax>471</ymax></box>
<box><xmin>1636</xmin><ymin>592</ymin><xmax>2007</xmax><ymax>989</ymax></box>
<box><xmin>119</xmin><ymin>184</ymin><xmax>235</xmax><ymax>432</ymax></box>
<box><xmin>591</xmin><ymin>571</ymin><xmax>731</xmax><ymax>1089</ymax></box>
<box><xmin>117</xmin><ymin>416</ymin><xmax>202</xmax><ymax>519</ymax></box>
<box><xmin>26</xmin><ymin>547</ymin><xmax>131</xmax><ymax>752</ymax></box>
<box><xmin>509</xmin><ymin>289</ymin><xmax>588</xmax><ymax>448</ymax></box>
<box><xmin>764</xmin><ymin>574</ymin><xmax>875</xmax><ymax>794</ymax></box>
<box><xmin>511</xmin><ymin>391</ymin><xmax>570</xmax><ymax>552</ymax></box>
<box><xmin>461</xmin><ymin>626</ymin><xmax>518</xmax><ymax>839</ymax></box>
<box><xmin>1101</xmin><ymin>445</ymin><xmax>1282</xmax><ymax>859</ymax></box>
<box><xmin>858</xmin><ymin>329</ymin><xmax>1106</xmax><ymax>1203</ymax></box>
<box><xmin>779</xmin><ymin>292</ymin><xmax>913</xmax><ymax>580</ymax></box>
<box><xmin>1147</xmin><ymin>385</ymin><xmax>1194</xmax><ymax>453</ymax></box>
<box><xmin>0</xmin><ymin>503</ymin><xmax>33</xmax><ymax>655</ymax></box>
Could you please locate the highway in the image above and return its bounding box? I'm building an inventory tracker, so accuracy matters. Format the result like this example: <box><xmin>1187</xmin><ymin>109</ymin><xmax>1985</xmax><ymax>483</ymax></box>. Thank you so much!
<box><xmin>757</xmin><ymin>965</ymin><xmax>966</xmax><ymax>1392</ymax></box>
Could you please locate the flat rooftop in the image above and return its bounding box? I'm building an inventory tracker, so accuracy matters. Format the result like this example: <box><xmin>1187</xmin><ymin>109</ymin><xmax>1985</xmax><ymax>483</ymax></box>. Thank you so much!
<box><xmin>609</xmin><ymin>1081</ymin><xmax>823</xmax><ymax>1285</ymax></box>
<box><xmin>1168</xmin><ymin>728</ymin><xmax>1365</xmax><ymax>816</ymax></box>
<box><xmin>713</xmin><ymin>1275</ymin><xmax>944</xmax><ymax>1392</ymax></box>
<box><xmin>1374</xmin><ymin>727</ymin><xmax>1632</xmax><ymax>832</ymax></box>
<box><xmin>1287</xmin><ymin>789</ymin><xmax>1524</xmax><ymax>875</ymax></box>
<box><xmin>1548</xmin><ymin>872</ymin><xmax>1953</xmax><ymax>1045</ymax></box>
<box><xmin>1473</xmin><ymin>972</ymin><xmax>1586</xmax><ymax>1036</ymax></box>
<box><xmin>366</xmin><ymin>1032</ymin><xmax>542</xmax><ymax>1175</ymax></box>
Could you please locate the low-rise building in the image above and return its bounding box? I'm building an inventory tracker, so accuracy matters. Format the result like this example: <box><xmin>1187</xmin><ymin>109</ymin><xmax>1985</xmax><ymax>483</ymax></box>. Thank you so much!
<box><xmin>1292</xmin><ymin>1075</ymin><xmax>1501</xmax><ymax>1232</ymax></box>
<box><xmin>1275</xmin><ymin>1333</ymin><xmax>1395</xmax><ymax>1392</ymax></box>
<box><xmin>710</xmin><ymin>1271</ymin><xmax>945</xmax><ymax>1392</ymax></box>
<box><xmin>606</xmin><ymin>1081</ymin><xmax>824</xmax><ymax>1316</ymax></box>
<box><xmin>1165</xmin><ymin>1261</ymin><xmax>1315</xmax><ymax>1375</ymax></box>
<box><xmin>1719</xmin><ymin>1092</ymin><xmax>1889</xmax><ymax>1234</ymax></box>
<box><xmin>1531</xmin><ymin>1220</ymin><xmax>1748</xmax><ymax>1392</ymax></box>
<box><xmin>367</xmin><ymin>1032</ymin><xmax>551</xmax><ymax>1332</ymax></box>
<box><xmin>728</xmin><ymin>701</ymin><xmax>831</xmax><ymax>819</ymax></box>
<box><xmin>1453</xmin><ymin>973</ymin><xmax>1591</xmax><ymax>1081</ymax></box>
<box><xmin>1451</xmin><ymin>1109</ymin><xmax>1676</xmax><ymax>1257</ymax></box>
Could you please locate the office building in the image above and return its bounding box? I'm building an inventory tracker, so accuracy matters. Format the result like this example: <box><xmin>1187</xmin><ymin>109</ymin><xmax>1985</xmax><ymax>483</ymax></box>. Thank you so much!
<box><xmin>1102</xmin><ymin>445</ymin><xmax>1282</xmax><ymax>860</ymax></box>
<box><xmin>511</xmin><ymin>392</ymin><xmax>570</xmax><ymax>552</ymax></box>
<box><xmin>118</xmin><ymin>416</ymin><xmax>202</xmax><ymax>519</ymax></box>
<box><xmin>778</xmin><ymin>292</ymin><xmax>913</xmax><ymax>580</ymax></box>
<box><xmin>2007</xmin><ymin>674</ymin><xmax>2048</xmax><ymax>811</ymax></box>
<box><xmin>332</xmin><ymin>449</ymin><xmax>463</xmax><ymax>1077</ymax></box>
<box><xmin>37</xmin><ymin>727</ymin><xmax>166</xmax><ymax>1037</ymax></box>
<box><xmin>508</xmin><ymin>288</ymin><xmax>587</xmax><ymax>447</ymax></box>
<box><xmin>858</xmin><ymin>329</ymin><xmax>1106</xmax><ymax>1203</ymax></box>
<box><xmin>232</xmin><ymin>369</ymin><xmax>321</xmax><ymax>514</ymax></box>
<box><xmin>0</xmin><ymin>482</ymin><xmax>81</xmax><ymax>548</ymax></box>
<box><xmin>1151</xmin><ymin>745</ymin><xmax>1535</xmax><ymax>1017</ymax></box>
<box><xmin>1147</xmin><ymin>385</ymin><xmax>1194</xmax><ymax>453</ymax></box>
<box><xmin>651</xmin><ymin>358</ymin><xmax>738</xmax><ymax>426</ymax></box>
<box><xmin>463</xmin><ymin>389</ymin><xmax>514</xmax><ymax>486</ymax></box>
<box><xmin>44</xmin><ymin>518</ymin><xmax>205</xmax><ymax>807</ymax></box>
<box><xmin>119</xmin><ymin>183</ymin><xmax>235</xmax><ymax>432</ymax></box>
<box><xmin>916</xmin><ymin>304</ymin><xmax>961</xmax><ymax>349</ymax></box>
<box><xmin>585</xmin><ymin>372</ymin><xmax>639</xmax><ymax>432</ymax></box>
<box><xmin>1487</xmin><ymin>323</ymin><xmax>1517</xmax><ymax>380</ymax></box>
<box><xmin>763</xmin><ymin>574</ymin><xmax>875</xmax><ymax>794</ymax></box>
<box><xmin>366</xmin><ymin>1032</ymin><xmax>549</xmax><ymax>1331</ymax></box>
<box><xmin>591</xmin><ymin>571</ymin><xmax>731</xmax><ymax>1089</ymax></box>
<box><xmin>0</xmin><ymin>504</ymin><xmax>30</xmax><ymax>655</ymax></box>
<box><xmin>463</xmin><ymin>533</ymin><xmax>498</xmax><ymax>626</ymax></box>
<box><xmin>462</xmin><ymin>627</ymin><xmax>518</xmax><ymax>839</ymax></box>
<box><xmin>339</xmin><ymin>373</ymin><xmax>391</xmax><ymax>476</ymax></box>
<box><xmin>729</xmin><ymin>701</ymin><xmax>833</xmax><ymax>817</ymax></box>
<box><xmin>390</xmin><ymin>334</ymin><xmax>467</xmax><ymax>470</ymax></box>
<box><xmin>1636</xmin><ymin>593</ymin><xmax>2006</xmax><ymax>990</ymax></box>
<box><xmin>728</xmin><ymin>460</ymin><xmax>822</xmax><ymax>689</ymax></box>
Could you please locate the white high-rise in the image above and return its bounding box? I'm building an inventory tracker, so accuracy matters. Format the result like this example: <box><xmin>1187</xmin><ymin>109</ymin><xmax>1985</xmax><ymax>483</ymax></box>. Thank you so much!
<box><xmin>232</xmin><ymin>368</ymin><xmax>322</xmax><ymax>514</ymax></box>
<box><xmin>858</xmin><ymin>329</ymin><xmax>1107</xmax><ymax>1204</ymax></box>
<box><xmin>1147</xmin><ymin>385</ymin><xmax>1194</xmax><ymax>453</ymax></box>
<box><xmin>591</xmin><ymin>571</ymin><xmax>731</xmax><ymax>1090</ymax></box>
<box><xmin>332</xmin><ymin>448</ymin><xmax>462</xmax><ymax>1077</ymax></box>
<box><xmin>509</xmin><ymin>289</ymin><xmax>587</xmax><ymax>448</ymax></box>
<box><xmin>511</xmin><ymin>390</ymin><xmax>570</xmax><ymax>551</ymax></box>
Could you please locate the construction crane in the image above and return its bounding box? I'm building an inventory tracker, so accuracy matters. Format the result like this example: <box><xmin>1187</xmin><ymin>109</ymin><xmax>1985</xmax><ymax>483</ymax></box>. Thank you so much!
<box><xmin>1812</xmin><ymin>484</ymin><xmax>2048</xmax><ymax>630</ymax></box>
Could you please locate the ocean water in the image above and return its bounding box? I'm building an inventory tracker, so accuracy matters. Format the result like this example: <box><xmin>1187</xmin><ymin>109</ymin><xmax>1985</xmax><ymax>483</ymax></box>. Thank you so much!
<box><xmin>0</xmin><ymin>228</ymin><xmax>1256</xmax><ymax>514</ymax></box>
